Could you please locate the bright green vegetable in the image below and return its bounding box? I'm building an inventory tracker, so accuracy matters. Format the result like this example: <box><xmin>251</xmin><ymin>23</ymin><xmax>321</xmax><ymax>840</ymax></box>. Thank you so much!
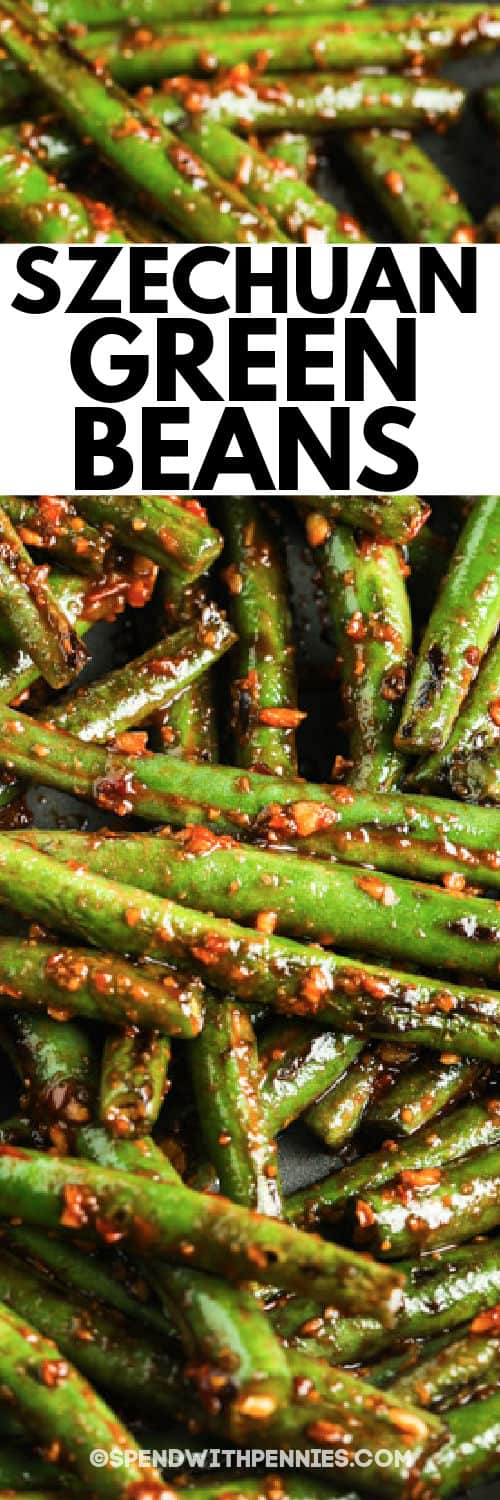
<box><xmin>0</xmin><ymin>1296</ymin><xmax>169</xmax><ymax>1499</ymax></box>
<box><xmin>343</xmin><ymin>129</ymin><xmax>475</xmax><ymax>243</ymax></box>
<box><xmin>260</xmin><ymin>1023</ymin><xmax>362</xmax><ymax>1133</ymax></box>
<box><xmin>286</xmin><ymin>1099</ymin><xmax>500</xmax><ymax>1225</ymax></box>
<box><xmin>305</xmin><ymin>1046</ymin><xmax>380</xmax><ymax>1148</ymax></box>
<box><xmin>0</xmin><ymin>506</ymin><xmax>88</xmax><ymax>689</ymax></box>
<box><xmin>99</xmin><ymin>1028</ymin><xmax>171</xmax><ymax>1137</ymax></box>
<box><xmin>410</xmin><ymin>634</ymin><xmax>500</xmax><ymax>789</ymax></box>
<box><xmin>355</xmin><ymin>1144</ymin><xmax>500</xmax><ymax>1256</ymax></box>
<box><xmin>396</xmin><ymin>496</ymin><xmax>500</xmax><ymax>753</ymax></box>
<box><xmin>0</xmin><ymin>2</ymin><xmax>285</xmax><ymax>243</ymax></box>
<box><xmin>13</xmin><ymin>749</ymin><xmax>500</xmax><ymax>891</ymax></box>
<box><xmin>312</xmin><ymin>524</ymin><xmax>411</xmax><ymax>788</ymax></box>
<box><xmin>80</xmin><ymin>9</ymin><xmax>500</xmax><ymax>83</ymax></box>
<box><xmin>190</xmin><ymin>996</ymin><xmax>282</xmax><ymax>1215</ymax></box>
<box><xmin>220</xmin><ymin>497</ymin><xmax>299</xmax><ymax>775</ymax></box>
<box><xmin>0</xmin><ymin>826</ymin><xmax>499</xmax><ymax>1060</ymax></box>
<box><xmin>0</xmin><ymin>1144</ymin><xmax>404</xmax><ymax>1316</ymax></box>
<box><xmin>0</xmin><ymin>935</ymin><xmax>204</xmax><ymax>1035</ymax></box>
<box><xmin>366</xmin><ymin>1055</ymin><xmax>483</xmax><ymax>1136</ymax></box>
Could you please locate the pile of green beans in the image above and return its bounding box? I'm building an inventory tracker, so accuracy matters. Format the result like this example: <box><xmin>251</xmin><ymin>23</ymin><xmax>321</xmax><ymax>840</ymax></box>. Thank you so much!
<box><xmin>0</xmin><ymin>495</ymin><xmax>495</xmax><ymax>1500</ymax></box>
<box><xmin>0</xmin><ymin>0</ymin><xmax>497</xmax><ymax>243</ymax></box>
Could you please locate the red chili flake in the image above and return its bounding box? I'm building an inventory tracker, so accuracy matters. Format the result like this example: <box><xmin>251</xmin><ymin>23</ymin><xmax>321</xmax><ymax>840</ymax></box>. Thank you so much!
<box><xmin>356</xmin><ymin>875</ymin><xmax>398</xmax><ymax>907</ymax></box>
<box><xmin>489</xmin><ymin>699</ymin><xmax>500</xmax><ymax>727</ymax></box>
<box><xmin>471</xmin><ymin>1304</ymin><xmax>500</xmax><ymax>1333</ymax></box>
<box><xmin>39</xmin><ymin>1359</ymin><xmax>70</xmax><ymax>1388</ymax></box>
<box><xmin>384</xmin><ymin>169</ymin><xmax>405</xmax><ymax>195</ymax></box>
<box><xmin>258</xmin><ymin>707</ymin><xmax>306</xmax><ymax>728</ymax></box>
<box><xmin>356</xmin><ymin>1199</ymin><xmax>375</xmax><ymax>1229</ymax></box>
<box><xmin>464</xmin><ymin>645</ymin><xmax>481</xmax><ymax>667</ymax></box>
<box><xmin>399</xmin><ymin>1168</ymin><xmax>441</xmax><ymax>1188</ymax></box>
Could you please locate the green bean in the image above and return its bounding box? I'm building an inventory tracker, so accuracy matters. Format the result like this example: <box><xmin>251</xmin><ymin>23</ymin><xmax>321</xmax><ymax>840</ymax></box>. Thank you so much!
<box><xmin>0</xmin><ymin>2</ymin><xmax>285</xmax><ymax>243</ymax></box>
<box><xmin>270</xmin><ymin>1237</ymin><xmax>500</xmax><ymax>1363</ymax></box>
<box><xmin>79</xmin><ymin>9</ymin><xmax>500</xmax><ymax>83</ymax></box>
<box><xmin>0</xmin><ymin>125</ymin><xmax>125</xmax><ymax>243</ymax></box>
<box><xmin>0</xmin><ymin>825</ymin><xmax>498</xmax><ymax>1061</ymax></box>
<box><xmin>148</xmin><ymin>74</ymin><xmax>466</xmax><ymax>135</ymax></box>
<box><xmin>220</xmin><ymin>498</ymin><xmax>299</xmax><ymax>775</ymax></box>
<box><xmin>366</xmin><ymin>1056</ymin><xmax>483</xmax><ymax>1136</ymax></box>
<box><xmin>0</xmin><ymin>1144</ymin><xmax>404</xmax><ymax>1316</ymax></box>
<box><xmin>14</xmin><ymin>742</ymin><xmax>500</xmax><ymax>891</ymax></box>
<box><xmin>410</xmin><ymin>634</ymin><xmax>500</xmax><ymax>790</ymax></box>
<box><xmin>22</xmin><ymin>825</ymin><xmax>500</xmax><ymax>985</ymax></box>
<box><xmin>343</xmin><ymin>129</ymin><xmax>475</xmax><ymax>243</ymax></box>
<box><xmin>285</xmin><ymin>1099</ymin><xmax>500</xmax><ymax>1225</ymax></box>
<box><xmin>260</xmin><ymin>1023</ymin><xmax>362</xmax><ymax>1133</ymax></box>
<box><xmin>49</xmin><ymin>612</ymin><xmax>235</xmax><ymax>742</ymax></box>
<box><xmin>0</xmin><ymin>935</ymin><xmax>204</xmax><ymax>1035</ymax></box>
<box><xmin>190</xmin><ymin>996</ymin><xmax>282</xmax><ymax>1214</ymax></box>
<box><xmin>355</xmin><ymin>1144</ymin><xmax>500</xmax><ymax>1257</ymax></box>
<box><xmin>396</xmin><ymin>496</ymin><xmax>500</xmax><ymax>753</ymax></box>
<box><xmin>305</xmin><ymin>1047</ymin><xmax>380</xmax><ymax>1148</ymax></box>
<box><xmin>0</xmin><ymin>1296</ymin><xmax>170</xmax><ymax>1499</ymax></box>
<box><xmin>99</xmin><ymin>1028</ymin><xmax>170</xmax><ymax>1137</ymax></box>
<box><xmin>312</xmin><ymin>524</ymin><xmax>411</xmax><ymax>788</ymax></box>
<box><xmin>389</xmin><ymin>1319</ymin><xmax>500</xmax><ymax>1409</ymax></box>
<box><xmin>0</xmin><ymin>499</ymin><xmax>105</xmax><ymax>576</ymax></box>
<box><xmin>4</xmin><ymin>1222</ymin><xmax>168</xmax><ymax>1336</ymax></box>
<box><xmin>0</xmin><ymin>507</ymin><xmax>88</xmax><ymax>690</ymax></box>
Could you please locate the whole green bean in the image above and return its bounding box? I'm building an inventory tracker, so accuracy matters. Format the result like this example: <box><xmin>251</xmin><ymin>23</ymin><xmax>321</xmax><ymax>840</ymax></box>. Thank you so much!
<box><xmin>410</xmin><ymin>634</ymin><xmax>500</xmax><ymax>790</ymax></box>
<box><xmin>0</xmin><ymin>1144</ymin><xmax>404</xmax><ymax>1316</ymax></box>
<box><xmin>148</xmin><ymin>74</ymin><xmax>466</xmax><ymax>134</ymax></box>
<box><xmin>99</xmin><ymin>1028</ymin><xmax>170</xmax><ymax>1137</ymax></box>
<box><xmin>0</xmin><ymin>935</ymin><xmax>204</xmax><ymax>1035</ymax></box>
<box><xmin>343</xmin><ymin>129</ymin><xmax>475</xmax><ymax>244</ymax></box>
<box><xmin>390</xmin><ymin>1320</ymin><xmax>500</xmax><ymax>1409</ymax></box>
<box><xmin>259</xmin><ymin>1023</ymin><xmax>362</xmax><ymax>1133</ymax></box>
<box><xmin>270</xmin><ymin>1236</ymin><xmax>500</xmax><ymax>1363</ymax></box>
<box><xmin>286</xmin><ymin>1098</ymin><xmax>500</xmax><ymax>1224</ymax></box>
<box><xmin>0</xmin><ymin>507</ymin><xmax>88</xmax><ymax>690</ymax></box>
<box><xmin>305</xmin><ymin>1046</ymin><xmax>380</xmax><ymax>1148</ymax></box>
<box><xmin>355</xmin><ymin>1144</ymin><xmax>500</xmax><ymax>1256</ymax></box>
<box><xmin>0</xmin><ymin>1296</ymin><xmax>171</xmax><ymax>1499</ymax></box>
<box><xmin>0</xmin><ymin>825</ymin><xmax>498</xmax><ymax>1061</ymax></box>
<box><xmin>75</xmin><ymin>497</ymin><xmax>223</xmax><ymax>579</ymax></box>
<box><xmin>0</xmin><ymin>2</ymin><xmax>285</xmax><ymax>243</ymax></box>
<box><xmin>313</xmin><ymin>524</ymin><xmax>411</xmax><ymax>788</ymax></box>
<box><xmin>80</xmin><ymin>9</ymin><xmax>500</xmax><ymax>83</ymax></box>
<box><xmin>190</xmin><ymin>996</ymin><xmax>282</xmax><ymax>1214</ymax></box>
<box><xmin>366</xmin><ymin>1055</ymin><xmax>483</xmax><ymax>1136</ymax></box>
<box><xmin>295</xmin><ymin>494</ymin><xmax>430</xmax><ymax>541</ymax></box>
<box><xmin>396</xmin><ymin>496</ymin><xmax>500</xmax><ymax>753</ymax></box>
<box><xmin>1</xmin><ymin>824</ymin><xmax>500</xmax><ymax>1061</ymax></box>
<box><xmin>13</xmin><ymin>748</ymin><xmax>500</xmax><ymax>890</ymax></box>
<box><xmin>219</xmin><ymin>497</ymin><xmax>299</xmax><ymax>775</ymax></box>
<box><xmin>49</xmin><ymin>612</ymin><xmax>235</xmax><ymax>742</ymax></box>
<box><xmin>32</xmin><ymin>824</ymin><xmax>500</xmax><ymax>985</ymax></box>
<box><xmin>0</xmin><ymin>498</ymin><xmax>107</xmax><ymax>577</ymax></box>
